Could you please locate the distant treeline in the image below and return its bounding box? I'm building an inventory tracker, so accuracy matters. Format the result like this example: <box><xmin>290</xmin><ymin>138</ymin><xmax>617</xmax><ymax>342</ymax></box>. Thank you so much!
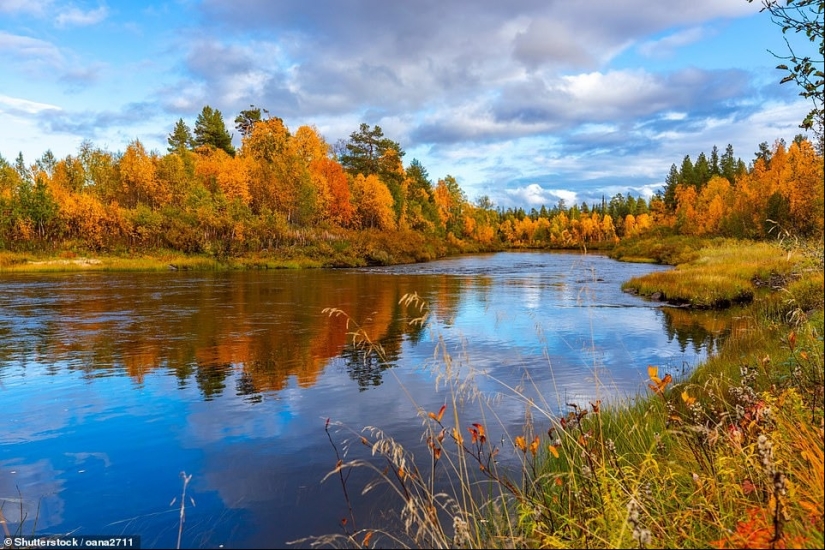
<box><xmin>1</xmin><ymin>105</ymin><xmax>822</xmax><ymax>261</ymax></box>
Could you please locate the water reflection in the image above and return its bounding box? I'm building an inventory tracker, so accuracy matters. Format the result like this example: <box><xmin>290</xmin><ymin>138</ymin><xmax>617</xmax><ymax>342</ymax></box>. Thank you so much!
<box><xmin>0</xmin><ymin>256</ymin><xmax>737</xmax><ymax>401</ymax></box>
<box><xmin>661</xmin><ymin>305</ymin><xmax>742</xmax><ymax>356</ymax></box>
<box><xmin>0</xmin><ymin>270</ymin><xmax>431</xmax><ymax>397</ymax></box>
<box><xmin>0</xmin><ymin>252</ymin><xmax>740</xmax><ymax>548</ymax></box>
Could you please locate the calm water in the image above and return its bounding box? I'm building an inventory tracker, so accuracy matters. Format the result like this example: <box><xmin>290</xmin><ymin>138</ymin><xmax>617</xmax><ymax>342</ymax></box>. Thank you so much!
<box><xmin>0</xmin><ymin>252</ymin><xmax>724</xmax><ymax>548</ymax></box>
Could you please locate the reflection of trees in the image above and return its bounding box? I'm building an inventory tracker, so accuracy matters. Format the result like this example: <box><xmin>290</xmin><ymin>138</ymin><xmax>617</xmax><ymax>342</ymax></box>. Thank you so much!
<box><xmin>171</xmin><ymin>361</ymin><xmax>197</xmax><ymax>390</ymax></box>
<box><xmin>1</xmin><ymin>270</ymin><xmax>447</xmax><ymax>400</ymax></box>
<box><xmin>432</xmin><ymin>276</ymin><xmax>464</xmax><ymax>326</ymax></box>
<box><xmin>195</xmin><ymin>362</ymin><xmax>232</xmax><ymax>401</ymax></box>
<box><xmin>235</xmin><ymin>369</ymin><xmax>263</xmax><ymax>403</ymax></box>
<box><xmin>340</xmin><ymin>288</ymin><xmax>430</xmax><ymax>390</ymax></box>
<box><xmin>342</xmin><ymin>344</ymin><xmax>395</xmax><ymax>391</ymax></box>
<box><xmin>660</xmin><ymin>307</ymin><xmax>748</xmax><ymax>355</ymax></box>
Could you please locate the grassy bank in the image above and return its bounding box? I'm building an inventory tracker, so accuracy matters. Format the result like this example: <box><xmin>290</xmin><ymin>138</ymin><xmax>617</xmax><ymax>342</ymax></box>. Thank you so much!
<box><xmin>304</xmin><ymin>238</ymin><xmax>823</xmax><ymax>549</ymax></box>
<box><xmin>0</xmin><ymin>229</ymin><xmax>504</xmax><ymax>273</ymax></box>
<box><xmin>619</xmin><ymin>238</ymin><xmax>824</xmax><ymax>310</ymax></box>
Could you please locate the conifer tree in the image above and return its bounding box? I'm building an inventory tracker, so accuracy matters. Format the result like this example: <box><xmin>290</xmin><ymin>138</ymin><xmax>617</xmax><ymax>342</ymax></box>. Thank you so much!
<box><xmin>193</xmin><ymin>106</ymin><xmax>235</xmax><ymax>157</ymax></box>
<box><xmin>167</xmin><ymin>119</ymin><xmax>194</xmax><ymax>152</ymax></box>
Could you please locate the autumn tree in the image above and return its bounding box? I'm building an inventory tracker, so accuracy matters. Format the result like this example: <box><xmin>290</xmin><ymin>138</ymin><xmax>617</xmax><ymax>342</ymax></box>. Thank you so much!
<box><xmin>0</xmin><ymin>153</ymin><xmax>16</xmax><ymax>198</ymax></box>
<box><xmin>156</xmin><ymin>150</ymin><xmax>195</xmax><ymax>206</ymax></box>
<box><xmin>600</xmin><ymin>214</ymin><xmax>618</xmax><ymax>243</ymax></box>
<box><xmin>292</xmin><ymin>125</ymin><xmax>331</xmax><ymax>165</ymax></box>
<box><xmin>58</xmin><ymin>190</ymin><xmax>126</xmax><ymax>251</ymax></box>
<box><xmin>194</xmin><ymin>147</ymin><xmax>251</xmax><ymax>205</ymax></box>
<box><xmin>674</xmin><ymin>184</ymin><xmax>700</xmax><ymax>235</ymax></box>
<box><xmin>50</xmin><ymin>155</ymin><xmax>86</xmax><ymax>194</ymax></box>
<box><xmin>242</xmin><ymin>117</ymin><xmax>319</xmax><ymax>224</ymax></box>
<box><xmin>0</xmin><ymin>154</ymin><xmax>57</xmax><ymax>246</ymax></box>
<box><xmin>351</xmin><ymin>173</ymin><xmax>396</xmax><ymax>230</ymax></box>
<box><xmin>314</xmin><ymin>156</ymin><xmax>355</xmax><ymax>227</ymax></box>
<box><xmin>242</xmin><ymin>116</ymin><xmax>293</xmax><ymax>215</ymax></box>
<box><xmin>694</xmin><ymin>175</ymin><xmax>733</xmax><ymax>235</ymax></box>
<box><xmin>120</xmin><ymin>140</ymin><xmax>169</xmax><ymax>208</ymax></box>
<box><xmin>782</xmin><ymin>137</ymin><xmax>824</xmax><ymax>235</ymax></box>
<box><xmin>433</xmin><ymin>175</ymin><xmax>467</xmax><ymax>237</ymax></box>
<box><xmin>77</xmin><ymin>141</ymin><xmax>120</xmax><ymax>202</ymax></box>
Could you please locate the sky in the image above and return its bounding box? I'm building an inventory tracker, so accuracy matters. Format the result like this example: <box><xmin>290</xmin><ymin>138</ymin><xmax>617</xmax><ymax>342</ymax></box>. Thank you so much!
<box><xmin>0</xmin><ymin>0</ymin><xmax>816</xmax><ymax>209</ymax></box>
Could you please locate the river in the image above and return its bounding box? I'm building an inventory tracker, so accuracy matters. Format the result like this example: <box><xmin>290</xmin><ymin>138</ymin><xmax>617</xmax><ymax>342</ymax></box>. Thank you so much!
<box><xmin>0</xmin><ymin>251</ymin><xmax>723</xmax><ymax>548</ymax></box>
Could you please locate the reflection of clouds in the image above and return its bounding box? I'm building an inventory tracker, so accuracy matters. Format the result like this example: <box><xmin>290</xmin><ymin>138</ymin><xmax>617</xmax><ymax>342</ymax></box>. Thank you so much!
<box><xmin>522</xmin><ymin>278</ymin><xmax>541</xmax><ymax>309</ymax></box>
<box><xmin>186</xmin><ymin>365</ymin><xmax>457</xmax><ymax>545</ymax></box>
<box><xmin>181</xmin><ymin>389</ymin><xmax>292</xmax><ymax>446</ymax></box>
<box><xmin>0</xmin><ymin>371</ymin><xmax>134</xmax><ymax>445</ymax></box>
<box><xmin>0</xmin><ymin>459</ymin><xmax>65</xmax><ymax>530</ymax></box>
<box><xmin>65</xmin><ymin>452</ymin><xmax>112</xmax><ymax>468</ymax></box>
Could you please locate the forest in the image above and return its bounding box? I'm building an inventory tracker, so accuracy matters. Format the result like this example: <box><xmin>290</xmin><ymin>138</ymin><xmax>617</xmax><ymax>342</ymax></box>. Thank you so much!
<box><xmin>1</xmin><ymin>104</ymin><xmax>823</xmax><ymax>265</ymax></box>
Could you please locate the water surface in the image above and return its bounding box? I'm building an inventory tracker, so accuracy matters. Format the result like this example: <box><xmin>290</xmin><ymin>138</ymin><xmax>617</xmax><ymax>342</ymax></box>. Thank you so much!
<box><xmin>0</xmin><ymin>252</ymin><xmax>723</xmax><ymax>547</ymax></box>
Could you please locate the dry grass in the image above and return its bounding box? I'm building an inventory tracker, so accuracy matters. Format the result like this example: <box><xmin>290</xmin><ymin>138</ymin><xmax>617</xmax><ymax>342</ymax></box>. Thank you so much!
<box><xmin>299</xmin><ymin>240</ymin><xmax>824</xmax><ymax>549</ymax></box>
<box><xmin>621</xmin><ymin>240</ymin><xmax>816</xmax><ymax>308</ymax></box>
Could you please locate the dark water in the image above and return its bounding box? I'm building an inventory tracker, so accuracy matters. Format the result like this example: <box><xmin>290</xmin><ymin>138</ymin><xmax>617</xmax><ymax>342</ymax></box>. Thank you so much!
<box><xmin>0</xmin><ymin>252</ymin><xmax>726</xmax><ymax>548</ymax></box>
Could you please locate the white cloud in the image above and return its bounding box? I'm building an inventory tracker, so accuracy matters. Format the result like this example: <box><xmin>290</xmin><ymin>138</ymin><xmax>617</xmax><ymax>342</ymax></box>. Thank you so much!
<box><xmin>637</xmin><ymin>26</ymin><xmax>708</xmax><ymax>59</ymax></box>
<box><xmin>0</xmin><ymin>31</ymin><xmax>63</xmax><ymax>65</ymax></box>
<box><xmin>506</xmin><ymin>184</ymin><xmax>577</xmax><ymax>208</ymax></box>
<box><xmin>0</xmin><ymin>0</ymin><xmax>52</xmax><ymax>16</ymax></box>
<box><xmin>55</xmin><ymin>5</ymin><xmax>108</xmax><ymax>28</ymax></box>
<box><xmin>0</xmin><ymin>94</ymin><xmax>62</xmax><ymax>115</ymax></box>
<box><xmin>512</xmin><ymin>18</ymin><xmax>598</xmax><ymax>69</ymax></box>
<box><xmin>560</xmin><ymin>70</ymin><xmax>666</xmax><ymax>114</ymax></box>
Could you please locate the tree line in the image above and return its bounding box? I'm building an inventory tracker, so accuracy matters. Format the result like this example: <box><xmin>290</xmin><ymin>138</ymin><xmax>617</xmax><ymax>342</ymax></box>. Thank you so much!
<box><xmin>0</xmin><ymin>105</ymin><xmax>822</xmax><ymax>260</ymax></box>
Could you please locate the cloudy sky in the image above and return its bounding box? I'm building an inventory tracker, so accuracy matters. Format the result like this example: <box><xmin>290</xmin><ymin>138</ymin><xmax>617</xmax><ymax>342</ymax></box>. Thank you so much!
<box><xmin>0</xmin><ymin>0</ymin><xmax>815</xmax><ymax>208</ymax></box>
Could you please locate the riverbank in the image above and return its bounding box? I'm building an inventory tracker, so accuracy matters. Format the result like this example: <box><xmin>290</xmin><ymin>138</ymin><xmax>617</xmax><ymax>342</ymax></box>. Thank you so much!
<box><xmin>302</xmin><ymin>237</ymin><xmax>824</xmax><ymax>549</ymax></box>
<box><xmin>0</xmin><ymin>229</ymin><xmax>511</xmax><ymax>273</ymax></box>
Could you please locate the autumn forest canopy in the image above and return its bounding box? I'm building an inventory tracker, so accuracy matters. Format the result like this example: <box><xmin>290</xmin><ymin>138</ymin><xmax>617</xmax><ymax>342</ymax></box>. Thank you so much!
<box><xmin>1</xmin><ymin>105</ymin><xmax>823</xmax><ymax>264</ymax></box>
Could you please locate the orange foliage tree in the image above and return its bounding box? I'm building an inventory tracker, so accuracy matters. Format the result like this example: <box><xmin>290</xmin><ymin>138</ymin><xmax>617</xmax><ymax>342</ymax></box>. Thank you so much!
<box><xmin>119</xmin><ymin>140</ymin><xmax>169</xmax><ymax>208</ymax></box>
<box><xmin>783</xmin><ymin>139</ymin><xmax>824</xmax><ymax>236</ymax></box>
<box><xmin>194</xmin><ymin>147</ymin><xmax>251</xmax><ymax>205</ymax></box>
<box><xmin>313</xmin><ymin>157</ymin><xmax>355</xmax><ymax>227</ymax></box>
<box><xmin>351</xmin><ymin>173</ymin><xmax>396</xmax><ymax>230</ymax></box>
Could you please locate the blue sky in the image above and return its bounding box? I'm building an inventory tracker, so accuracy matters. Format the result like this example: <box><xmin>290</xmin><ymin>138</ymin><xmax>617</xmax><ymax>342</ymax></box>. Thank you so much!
<box><xmin>0</xmin><ymin>0</ymin><xmax>815</xmax><ymax>209</ymax></box>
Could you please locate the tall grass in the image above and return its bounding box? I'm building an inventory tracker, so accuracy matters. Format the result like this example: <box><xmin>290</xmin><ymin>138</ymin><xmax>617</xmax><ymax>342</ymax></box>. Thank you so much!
<box><xmin>297</xmin><ymin>240</ymin><xmax>824</xmax><ymax>549</ymax></box>
<box><xmin>0</xmin><ymin>489</ymin><xmax>41</xmax><ymax>543</ymax></box>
